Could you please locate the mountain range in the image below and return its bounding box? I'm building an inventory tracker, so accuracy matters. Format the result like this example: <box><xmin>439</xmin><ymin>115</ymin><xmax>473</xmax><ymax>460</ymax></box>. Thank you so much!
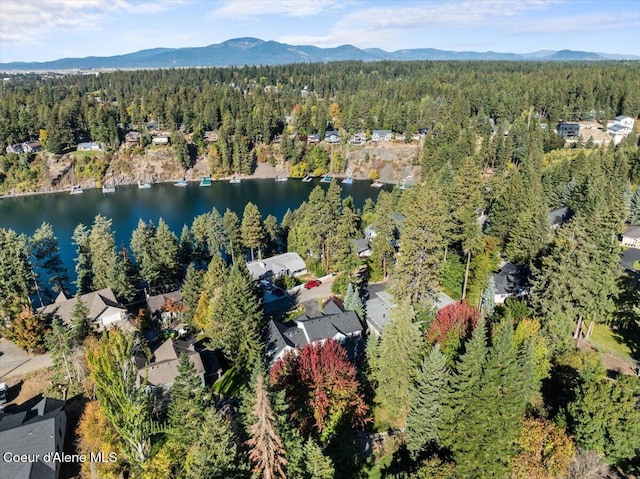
<box><xmin>2</xmin><ymin>37</ymin><xmax>638</xmax><ymax>71</ymax></box>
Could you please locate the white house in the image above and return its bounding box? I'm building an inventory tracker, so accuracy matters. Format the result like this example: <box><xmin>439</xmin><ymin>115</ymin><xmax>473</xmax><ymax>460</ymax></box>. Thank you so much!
<box><xmin>615</xmin><ymin>115</ymin><xmax>635</xmax><ymax>130</ymax></box>
<box><xmin>372</xmin><ymin>130</ymin><xmax>392</xmax><ymax>141</ymax></box>
<box><xmin>324</xmin><ymin>130</ymin><xmax>340</xmax><ymax>144</ymax></box>
<box><xmin>607</xmin><ymin>116</ymin><xmax>635</xmax><ymax>145</ymax></box>
<box><xmin>246</xmin><ymin>252</ymin><xmax>307</xmax><ymax>281</ymax></box>
<box><xmin>621</xmin><ymin>225</ymin><xmax>640</xmax><ymax>248</ymax></box>
<box><xmin>152</xmin><ymin>134</ymin><xmax>170</xmax><ymax>145</ymax></box>
<box><xmin>77</xmin><ymin>142</ymin><xmax>102</xmax><ymax>151</ymax></box>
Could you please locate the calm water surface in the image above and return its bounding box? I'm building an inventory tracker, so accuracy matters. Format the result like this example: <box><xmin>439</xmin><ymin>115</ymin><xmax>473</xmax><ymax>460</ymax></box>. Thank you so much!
<box><xmin>0</xmin><ymin>179</ymin><xmax>389</xmax><ymax>281</ymax></box>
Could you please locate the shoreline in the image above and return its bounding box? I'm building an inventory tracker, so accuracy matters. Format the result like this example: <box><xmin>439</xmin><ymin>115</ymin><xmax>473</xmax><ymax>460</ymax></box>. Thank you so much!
<box><xmin>1</xmin><ymin>174</ymin><xmax>394</xmax><ymax>200</ymax></box>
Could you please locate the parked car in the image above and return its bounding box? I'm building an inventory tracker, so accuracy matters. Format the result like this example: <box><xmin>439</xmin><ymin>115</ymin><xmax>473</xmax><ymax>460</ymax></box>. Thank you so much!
<box><xmin>304</xmin><ymin>279</ymin><xmax>322</xmax><ymax>290</ymax></box>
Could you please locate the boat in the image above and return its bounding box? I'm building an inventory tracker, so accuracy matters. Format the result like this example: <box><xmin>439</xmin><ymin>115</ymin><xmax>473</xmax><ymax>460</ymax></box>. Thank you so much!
<box><xmin>301</xmin><ymin>174</ymin><xmax>313</xmax><ymax>182</ymax></box>
<box><xmin>399</xmin><ymin>175</ymin><xmax>414</xmax><ymax>190</ymax></box>
<box><xmin>319</xmin><ymin>174</ymin><xmax>332</xmax><ymax>183</ymax></box>
<box><xmin>174</xmin><ymin>179</ymin><xmax>188</xmax><ymax>187</ymax></box>
<box><xmin>342</xmin><ymin>169</ymin><xmax>353</xmax><ymax>185</ymax></box>
<box><xmin>138</xmin><ymin>181</ymin><xmax>152</xmax><ymax>189</ymax></box>
<box><xmin>200</xmin><ymin>177</ymin><xmax>213</xmax><ymax>187</ymax></box>
<box><xmin>70</xmin><ymin>186</ymin><xmax>84</xmax><ymax>195</ymax></box>
<box><xmin>275</xmin><ymin>175</ymin><xmax>288</xmax><ymax>182</ymax></box>
<box><xmin>229</xmin><ymin>177</ymin><xmax>241</xmax><ymax>184</ymax></box>
<box><xmin>371</xmin><ymin>181</ymin><xmax>384</xmax><ymax>188</ymax></box>
<box><xmin>102</xmin><ymin>185</ymin><xmax>116</xmax><ymax>193</ymax></box>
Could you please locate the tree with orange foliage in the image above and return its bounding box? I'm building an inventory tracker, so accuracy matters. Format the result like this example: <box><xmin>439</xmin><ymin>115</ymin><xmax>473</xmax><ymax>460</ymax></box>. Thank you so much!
<box><xmin>6</xmin><ymin>306</ymin><xmax>49</xmax><ymax>354</ymax></box>
<box><xmin>76</xmin><ymin>400</ymin><xmax>123</xmax><ymax>479</ymax></box>
<box><xmin>271</xmin><ymin>339</ymin><xmax>369</xmax><ymax>442</ymax></box>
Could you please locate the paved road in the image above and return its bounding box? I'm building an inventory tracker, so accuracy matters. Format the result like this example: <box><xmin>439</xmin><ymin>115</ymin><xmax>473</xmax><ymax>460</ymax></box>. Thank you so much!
<box><xmin>621</xmin><ymin>247</ymin><xmax>640</xmax><ymax>273</ymax></box>
<box><xmin>294</xmin><ymin>275</ymin><xmax>336</xmax><ymax>304</ymax></box>
<box><xmin>0</xmin><ymin>338</ymin><xmax>52</xmax><ymax>380</ymax></box>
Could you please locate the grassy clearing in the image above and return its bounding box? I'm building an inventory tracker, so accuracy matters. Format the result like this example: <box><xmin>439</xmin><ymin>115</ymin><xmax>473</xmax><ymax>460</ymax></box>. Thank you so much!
<box><xmin>212</xmin><ymin>368</ymin><xmax>244</xmax><ymax>397</ymax></box>
<box><xmin>589</xmin><ymin>323</ymin><xmax>634</xmax><ymax>363</ymax></box>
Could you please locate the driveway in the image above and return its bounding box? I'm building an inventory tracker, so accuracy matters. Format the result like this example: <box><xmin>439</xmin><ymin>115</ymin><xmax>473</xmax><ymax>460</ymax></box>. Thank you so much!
<box><xmin>0</xmin><ymin>338</ymin><xmax>52</xmax><ymax>380</ymax></box>
<box><xmin>621</xmin><ymin>247</ymin><xmax>640</xmax><ymax>272</ymax></box>
<box><xmin>295</xmin><ymin>275</ymin><xmax>336</xmax><ymax>304</ymax></box>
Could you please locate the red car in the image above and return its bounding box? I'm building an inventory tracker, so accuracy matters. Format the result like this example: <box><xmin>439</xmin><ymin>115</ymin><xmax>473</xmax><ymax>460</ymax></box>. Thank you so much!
<box><xmin>304</xmin><ymin>279</ymin><xmax>322</xmax><ymax>290</ymax></box>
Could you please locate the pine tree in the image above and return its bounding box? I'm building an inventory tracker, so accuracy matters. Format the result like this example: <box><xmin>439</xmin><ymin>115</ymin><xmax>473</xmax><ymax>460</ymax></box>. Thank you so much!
<box><xmin>223</xmin><ymin>208</ymin><xmax>242</xmax><ymax>264</ymax></box>
<box><xmin>154</xmin><ymin>218</ymin><xmax>181</xmax><ymax>292</ymax></box>
<box><xmin>369</xmin><ymin>190</ymin><xmax>396</xmax><ymax>280</ymax></box>
<box><xmin>374</xmin><ymin>300</ymin><xmax>422</xmax><ymax>428</ymax></box>
<box><xmin>406</xmin><ymin>344</ymin><xmax>449</xmax><ymax>457</ymax></box>
<box><xmin>70</xmin><ymin>293</ymin><xmax>92</xmax><ymax>344</ymax></box>
<box><xmin>242</xmin><ymin>202</ymin><xmax>265</xmax><ymax>261</ymax></box>
<box><xmin>390</xmin><ymin>185</ymin><xmax>448</xmax><ymax>308</ymax></box>
<box><xmin>72</xmin><ymin>224</ymin><xmax>93</xmax><ymax>295</ymax></box>
<box><xmin>168</xmin><ymin>353</ymin><xmax>208</xmax><ymax>445</ymax></box>
<box><xmin>0</xmin><ymin>228</ymin><xmax>33</xmax><ymax>320</ymax></box>
<box><xmin>178</xmin><ymin>224</ymin><xmax>194</xmax><ymax>269</ymax></box>
<box><xmin>301</xmin><ymin>438</ymin><xmax>335</xmax><ymax>479</ymax></box>
<box><xmin>30</xmin><ymin>222</ymin><xmax>69</xmax><ymax>299</ymax></box>
<box><xmin>246</xmin><ymin>374</ymin><xmax>287</xmax><ymax>479</ymax></box>
<box><xmin>181</xmin><ymin>264</ymin><xmax>204</xmax><ymax>325</ymax></box>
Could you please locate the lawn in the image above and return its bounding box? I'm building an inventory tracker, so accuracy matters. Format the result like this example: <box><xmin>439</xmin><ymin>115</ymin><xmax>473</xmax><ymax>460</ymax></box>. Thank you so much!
<box><xmin>589</xmin><ymin>323</ymin><xmax>635</xmax><ymax>363</ymax></box>
<box><xmin>212</xmin><ymin>368</ymin><xmax>244</xmax><ymax>397</ymax></box>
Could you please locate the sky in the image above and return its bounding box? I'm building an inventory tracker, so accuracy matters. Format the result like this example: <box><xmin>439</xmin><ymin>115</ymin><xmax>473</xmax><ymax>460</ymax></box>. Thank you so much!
<box><xmin>1</xmin><ymin>0</ymin><xmax>639</xmax><ymax>63</ymax></box>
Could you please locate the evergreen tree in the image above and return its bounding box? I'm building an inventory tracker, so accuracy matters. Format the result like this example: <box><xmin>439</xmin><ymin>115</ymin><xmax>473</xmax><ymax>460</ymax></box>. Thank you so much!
<box><xmin>30</xmin><ymin>222</ymin><xmax>69</xmax><ymax>299</ymax></box>
<box><xmin>178</xmin><ymin>224</ymin><xmax>194</xmax><ymax>270</ymax></box>
<box><xmin>72</xmin><ymin>224</ymin><xmax>93</xmax><ymax>295</ymax></box>
<box><xmin>168</xmin><ymin>353</ymin><xmax>208</xmax><ymax>446</ymax></box>
<box><xmin>223</xmin><ymin>208</ymin><xmax>242</xmax><ymax>264</ymax></box>
<box><xmin>154</xmin><ymin>219</ymin><xmax>181</xmax><ymax>292</ymax></box>
<box><xmin>70</xmin><ymin>293</ymin><xmax>91</xmax><ymax>344</ymax></box>
<box><xmin>183</xmin><ymin>407</ymin><xmax>245</xmax><ymax>479</ymax></box>
<box><xmin>45</xmin><ymin>317</ymin><xmax>84</xmax><ymax>399</ymax></box>
<box><xmin>242</xmin><ymin>202</ymin><xmax>265</xmax><ymax>261</ymax></box>
<box><xmin>181</xmin><ymin>264</ymin><xmax>204</xmax><ymax>325</ymax></box>
<box><xmin>300</xmin><ymin>438</ymin><xmax>335</xmax><ymax>479</ymax></box>
<box><xmin>263</xmin><ymin>214</ymin><xmax>281</xmax><ymax>256</ymax></box>
<box><xmin>480</xmin><ymin>276</ymin><xmax>496</xmax><ymax>317</ymax></box>
<box><xmin>374</xmin><ymin>300</ymin><xmax>422</xmax><ymax>428</ymax></box>
<box><xmin>406</xmin><ymin>344</ymin><xmax>449</xmax><ymax>457</ymax></box>
<box><xmin>0</xmin><ymin>228</ymin><xmax>33</xmax><ymax>320</ymax></box>
<box><xmin>390</xmin><ymin>185</ymin><xmax>448</xmax><ymax>308</ymax></box>
<box><xmin>369</xmin><ymin>190</ymin><xmax>396</xmax><ymax>280</ymax></box>
<box><xmin>246</xmin><ymin>374</ymin><xmax>287</xmax><ymax>479</ymax></box>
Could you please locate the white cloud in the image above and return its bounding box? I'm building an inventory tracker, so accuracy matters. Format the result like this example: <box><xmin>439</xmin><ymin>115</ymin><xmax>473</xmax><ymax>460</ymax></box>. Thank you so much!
<box><xmin>277</xmin><ymin>0</ymin><xmax>558</xmax><ymax>48</ymax></box>
<box><xmin>0</xmin><ymin>0</ymin><xmax>183</xmax><ymax>44</ymax></box>
<box><xmin>518</xmin><ymin>11</ymin><xmax>640</xmax><ymax>34</ymax></box>
<box><xmin>210</xmin><ymin>0</ymin><xmax>345</xmax><ymax>19</ymax></box>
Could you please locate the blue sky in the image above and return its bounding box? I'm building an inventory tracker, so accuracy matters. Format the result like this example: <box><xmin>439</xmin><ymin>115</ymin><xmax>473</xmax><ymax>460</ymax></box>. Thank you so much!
<box><xmin>1</xmin><ymin>0</ymin><xmax>639</xmax><ymax>63</ymax></box>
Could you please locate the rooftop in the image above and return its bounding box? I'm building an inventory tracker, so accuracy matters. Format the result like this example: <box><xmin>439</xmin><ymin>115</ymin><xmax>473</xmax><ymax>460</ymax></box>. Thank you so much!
<box><xmin>623</xmin><ymin>225</ymin><xmax>640</xmax><ymax>239</ymax></box>
<box><xmin>246</xmin><ymin>252</ymin><xmax>306</xmax><ymax>281</ymax></box>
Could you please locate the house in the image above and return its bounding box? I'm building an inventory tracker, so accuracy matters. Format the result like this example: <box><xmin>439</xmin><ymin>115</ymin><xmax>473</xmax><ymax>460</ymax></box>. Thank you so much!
<box><xmin>246</xmin><ymin>252</ymin><xmax>307</xmax><ymax>282</ymax></box>
<box><xmin>614</xmin><ymin>115</ymin><xmax>635</xmax><ymax>130</ymax></box>
<box><xmin>372</xmin><ymin>130</ymin><xmax>392</xmax><ymax>142</ymax></box>
<box><xmin>266</xmin><ymin>298</ymin><xmax>364</xmax><ymax>365</ymax></box>
<box><xmin>146</xmin><ymin>291</ymin><xmax>183</xmax><ymax>323</ymax></box>
<box><xmin>137</xmin><ymin>338</ymin><xmax>206</xmax><ymax>391</ymax></box>
<box><xmin>22</xmin><ymin>140</ymin><xmax>42</xmax><ymax>153</ymax></box>
<box><xmin>365</xmin><ymin>212</ymin><xmax>406</xmax><ymax>243</ymax></box>
<box><xmin>608</xmin><ymin>123</ymin><xmax>631</xmax><ymax>145</ymax></box>
<box><xmin>395</xmin><ymin>133</ymin><xmax>406</xmax><ymax>142</ymax></box>
<box><xmin>549</xmin><ymin>206</ymin><xmax>571</xmax><ymax>229</ymax></box>
<box><xmin>348</xmin><ymin>132</ymin><xmax>367</xmax><ymax>145</ymax></box>
<box><xmin>40</xmin><ymin>288</ymin><xmax>129</xmax><ymax>331</ymax></box>
<box><xmin>324</xmin><ymin>130</ymin><xmax>340</xmax><ymax>144</ymax></box>
<box><xmin>203</xmin><ymin>130</ymin><xmax>218</xmax><ymax>143</ymax></box>
<box><xmin>621</xmin><ymin>225</ymin><xmax>640</xmax><ymax>248</ymax></box>
<box><xmin>557</xmin><ymin>122</ymin><xmax>580</xmax><ymax>139</ymax></box>
<box><xmin>307</xmin><ymin>133</ymin><xmax>321</xmax><ymax>145</ymax></box>
<box><xmin>301</xmin><ymin>88</ymin><xmax>310</xmax><ymax>99</ymax></box>
<box><xmin>124</xmin><ymin>131</ymin><xmax>141</xmax><ymax>147</ymax></box>
<box><xmin>77</xmin><ymin>142</ymin><xmax>102</xmax><ymax>151</ymax></box>
<box><xmin>493</xmin><ymin>262</ymin><xmax>528</xmax><ymax>304</ymax></box>
<box><xmin>365</xmin><ymin>291</ymin><xmax>395</xmax><ymax>336</ymax></box>
<box><xmin>0</xmin><ymin>398</ymin><xmax>66</xmax><ymax>479</ymax></box>
<box><xmin>151</xmin><ymin>134</ymin><xmax>170</xmax><ymax>145</ymax></box>
<box><xmin>353</xmin><ymin>238</ymin><xmax>371</xmax><ymax>258</ymax></box>
<box><xmin>6</xmin><ymin>143</ymin><xmax>23</xmax><ymax>154</ymax></box>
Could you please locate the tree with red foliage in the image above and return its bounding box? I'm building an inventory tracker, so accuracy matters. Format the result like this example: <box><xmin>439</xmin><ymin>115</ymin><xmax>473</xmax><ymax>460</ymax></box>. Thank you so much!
<box><xmin>426</xmin><ymin>300</ymin><xmax>480</xmax><ymax>360</ymax></box>
<box><xmin>270</xmin><ymin>339</ymin><xmax>369</xmax><ymax>442</ymax></box>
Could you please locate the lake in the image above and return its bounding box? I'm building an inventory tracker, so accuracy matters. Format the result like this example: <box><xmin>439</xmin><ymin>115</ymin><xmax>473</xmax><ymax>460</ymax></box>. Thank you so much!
<box><xmin>0</xmin><ymin>179</ymin><xmax>389</xmax><ymax>287</ymax></box>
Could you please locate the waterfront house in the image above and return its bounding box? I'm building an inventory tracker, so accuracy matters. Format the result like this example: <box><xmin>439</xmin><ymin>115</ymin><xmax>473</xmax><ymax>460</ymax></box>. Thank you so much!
<box><xmin>124</xmin><ymin>131</ymin><xmax>141</xmax><ymax>147</ymax></box>
<box><xmin>324</xmin><ymin>130</ymin><xmax>340</xmax><ymax>144</ymax></box>
<box><xmin>621</xmin><ymin>225</ymin><xmax>640</xmax><ymax>248</ymax></box>
<box><xmin>266</xmin><ymin>298</ymin><xmax>364</xmax><ymax>365</ymax></box>
<box><xmin>77</xmin><ymin>142</ymin><xmax>102</xmax><ymax>151</ymax></box>
<box><xmin>246</xmin><ymin>252</ymin><xmax>307</xmax><ymax>282</ymax></box>
<box><xmin>40</xmin><ymin>288</ymin><xmax>129</xmax><ymax>331</ymax></box>
<box><xmin>6</xmin><ymin>143</ymin><xmax>23</xmax><ymax>154</ymax></box>
<box><xmin>372</xmin><ymin>130</ymin><xmax>392</xmax><ymax>142</ymax></box>
<box><xmin>348</xmin><ymin>132</ymin><xmax>367</xmax><ymax>145</ymax></box>
<box><xmin>307</xmin><ymin>133</ymin><xmax>321</xmax><ymax>145</ymax></box>
<box><xmin>22</xmin><ymin>140</ymin><xmax>42</xmax><ymax>153</ymax></box>
<box><xmin>0</xmin><ymin>398</ymin><xmax>66</xmax><ymax>479</ymax></box>
<box><xmin>152</xmin><ymin>134</ymin><xmax>170</xmax><ymax>145</ymax></box>
<box><xmin>614</xmin><ymin>115</ymin><xmax>635</xmax><ymax>130</ymax></box>
<box><xmin>203</xmin><ymin>130</ymin><xmax>219</xmax><ymax>143</ymax></box>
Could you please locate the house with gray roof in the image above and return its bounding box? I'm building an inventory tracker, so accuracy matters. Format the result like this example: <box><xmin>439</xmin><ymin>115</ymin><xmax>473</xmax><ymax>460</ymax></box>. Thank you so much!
<box><xmin>621</xmin><ymin>225</ymin><xmax>640</xmax><ymax>248</ymax></box>
<box><xmin>137</xmin><ymin>338</ymin><xmax>205</xmax><ymax>391</ymax></box>
<box><xmin>493</xmin><ymin>262</ymin><xmax>529</xmax><ymax>304</ymax></box>
<box><xmin>549</xmin><ymin>207</ymin><xmax>571</xmax><ymax>229</ymax></box>
<box><xmin>372</xmin><ymin>130</ymin><xmax>392</xmax><ymax>142</ymax></box>
<box><xmin>39</xmin><ymin>288</ymin><xmax>129</xmax><ymax>331</ymax></box>
<box><xmin>266</xmin><ymin>299</ymin><xmax>364</xmax><ymax>365</ymax></box>
<box><xmin>146</xmin><ymin>290</ymin><xmax>183</xmax><ymax>324</ymax></box>
<box><xmin>365</xmin><ymin>291</ymin><xmax>395</xmax><ymax>336</ymax></box>
<box><xmin>0</xmin><ymin>398</ymin><xmax>66</xmax><ymax>479</ymax></box>
<box><xmin>353</xmin><ymin>238</ymin><xmax>371</xmax><ymax>258</ymax></box>
<box><xmin>324</xmin><ymin>130</ymin><xmax>340</xmax><ymax>144</ymax></box>
<box><xmin>246</xmin><ymin>252</ymin><xmax>307</xmax><ymax>282</ymax></box>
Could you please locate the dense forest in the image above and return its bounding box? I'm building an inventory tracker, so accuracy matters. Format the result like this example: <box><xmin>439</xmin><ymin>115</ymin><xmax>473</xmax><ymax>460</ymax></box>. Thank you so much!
<box><xmin>0</xmin><ymin>61</ymin><xmax>639</xmax><ymax>478</ymax></box>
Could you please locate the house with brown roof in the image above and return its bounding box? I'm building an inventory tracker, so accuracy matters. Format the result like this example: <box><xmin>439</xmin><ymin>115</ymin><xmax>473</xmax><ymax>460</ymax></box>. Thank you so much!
<box><xmin>39</xmin><ymin>288</ymin><xmax>129</xmax><ymax>331</ymax></box>
<box><xmin>137</xmin><ymin>338</ymin><xmax>205</xmax><ymax>391</ymax></box>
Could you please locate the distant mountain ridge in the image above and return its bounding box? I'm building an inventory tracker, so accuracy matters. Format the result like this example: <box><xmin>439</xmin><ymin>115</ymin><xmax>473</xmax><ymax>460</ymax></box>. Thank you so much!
<box><xmin>2</xmin><ymin>37</ymin><xmax>638</xmax><ymax>71</ymax></box>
